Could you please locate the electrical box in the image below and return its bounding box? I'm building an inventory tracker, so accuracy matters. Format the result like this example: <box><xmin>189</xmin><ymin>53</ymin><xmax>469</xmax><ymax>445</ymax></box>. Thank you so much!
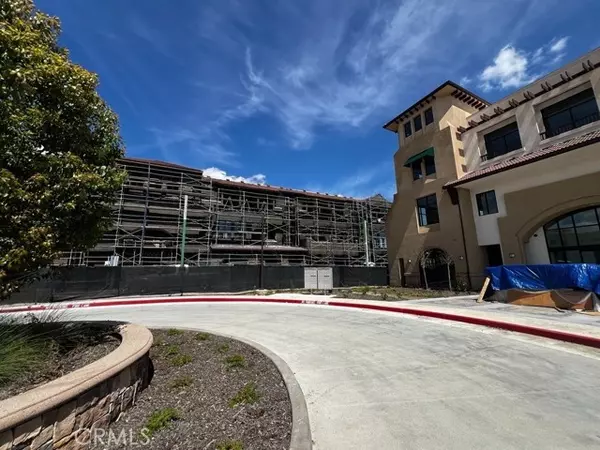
<box><xmin>304</xmin><ymin>268</ymin><xmax>318</xmax><ymax>289</ymax></box>
<box><xmin>304</xmin><ymin>267</ymin><xmax>333</xmax><ymax>290</ymax></box>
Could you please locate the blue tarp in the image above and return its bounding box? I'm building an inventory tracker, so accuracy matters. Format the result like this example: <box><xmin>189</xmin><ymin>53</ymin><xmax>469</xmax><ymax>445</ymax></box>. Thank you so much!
<box><xmin>486</xmin><ymin>264</ymin><xmax>600</xmax><ymax>295</ymax></box>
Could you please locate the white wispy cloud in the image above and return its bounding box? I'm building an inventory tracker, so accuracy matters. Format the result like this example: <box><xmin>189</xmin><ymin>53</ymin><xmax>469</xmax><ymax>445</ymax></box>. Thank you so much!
<box><xmin>549</xmin><ymin>36</ymin><xmax>569</xmax><ymax>53</ymax></box>
<box><xmin>477</xmin><ymin>36</ymin><xmax>570</xmax><ymax>91</ymax></box>
<box><xmin>192</xmin><ymin>0</ymin><xmax>556</xmax><ymax>150</ymax></box>
<box><xmin>202</xmin><ymin>167</ymin><xmax>266</xmax><ymax>184</ymax></box>
<box><xmin>306</xmin><ymin>162</ymin><xmax>395</xmax><ymax>200</ymax></box>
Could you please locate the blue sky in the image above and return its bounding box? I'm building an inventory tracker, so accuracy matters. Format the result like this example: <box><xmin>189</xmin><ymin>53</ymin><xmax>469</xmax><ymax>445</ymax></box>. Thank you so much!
<box><xmin>38</xmin><ymin>0</ymin><xmax>600</xmax><ymax>199</ymax></box>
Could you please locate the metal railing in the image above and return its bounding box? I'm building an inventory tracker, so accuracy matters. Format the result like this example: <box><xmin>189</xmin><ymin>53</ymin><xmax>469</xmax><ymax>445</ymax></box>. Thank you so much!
<box><xmin>540</xmin><ymin>112</ymin><xmax>599</xmax><ymax>140</ymax></box>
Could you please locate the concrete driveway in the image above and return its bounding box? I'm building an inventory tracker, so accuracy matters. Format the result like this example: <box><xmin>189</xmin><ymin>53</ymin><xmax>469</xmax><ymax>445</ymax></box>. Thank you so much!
<box><xmin>62</xmin><ymin>302</ymin><xmax>600</xmax><ymax>450</ymax></box>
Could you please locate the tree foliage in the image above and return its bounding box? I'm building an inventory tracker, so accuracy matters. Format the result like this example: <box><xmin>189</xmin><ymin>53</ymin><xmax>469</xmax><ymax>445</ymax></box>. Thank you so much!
<box><xmin>0</xmin><ymin>0</ymin><xmax>126</xmax><ymax>298</ymax></box>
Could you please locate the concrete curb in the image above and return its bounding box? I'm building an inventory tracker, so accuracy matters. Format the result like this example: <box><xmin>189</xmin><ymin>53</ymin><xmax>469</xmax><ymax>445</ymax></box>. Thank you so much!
<box><xmin>155</xmin><ymin>326</ymin><xmax>312</xmax><ymax>450</ymax></box>
<box><xmin>2</xmin><ymin>296</ymin><xmax>600</xmax><ymax>350</ymax></box>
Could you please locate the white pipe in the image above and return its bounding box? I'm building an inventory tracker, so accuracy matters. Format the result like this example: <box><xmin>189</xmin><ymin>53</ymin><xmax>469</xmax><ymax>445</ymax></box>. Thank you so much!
<box><xmin>363</xmin><ymin>220</ymin><xmax>370</xmax><ymax>265</ymax></box>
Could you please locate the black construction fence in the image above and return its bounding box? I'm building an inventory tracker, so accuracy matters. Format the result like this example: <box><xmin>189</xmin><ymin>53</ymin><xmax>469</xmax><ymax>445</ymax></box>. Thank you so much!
<box><xmin>9</xmin><ymin>266</ymin><xmax>389</xmax><ymax>303</ymax></box>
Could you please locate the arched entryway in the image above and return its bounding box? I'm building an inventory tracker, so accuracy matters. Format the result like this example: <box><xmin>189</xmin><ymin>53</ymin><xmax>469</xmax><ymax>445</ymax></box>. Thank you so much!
<box><xmin>544</xmin><ymin>206</ymin><xmax>600</xmax><ymax>263</ymax></box>
<box><xmin>418</xmin><ymin>248</ymin><xmax>456</xmax><ymax>290</ymax></box>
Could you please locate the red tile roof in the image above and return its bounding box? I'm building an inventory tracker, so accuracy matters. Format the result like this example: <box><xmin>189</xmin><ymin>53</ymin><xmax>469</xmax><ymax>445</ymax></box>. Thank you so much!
<box><xmin>445</xmin><ymin>129</ymin><xmax>600</xmax><ymax>188</ymax></box>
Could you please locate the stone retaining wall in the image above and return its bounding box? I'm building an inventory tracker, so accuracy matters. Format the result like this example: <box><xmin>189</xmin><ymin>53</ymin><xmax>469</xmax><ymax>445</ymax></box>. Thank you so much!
<box><xmin>0</xmin><ymin>325</ymin><xmax>153</xmax><ymax>450</ymax></box>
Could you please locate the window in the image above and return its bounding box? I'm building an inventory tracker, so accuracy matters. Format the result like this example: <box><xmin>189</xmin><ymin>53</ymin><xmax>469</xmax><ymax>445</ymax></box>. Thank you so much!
<box><xmin>424</xmin><ymin>154</ymin><xmax>436</xmax><ymax>176</ymax></box>
<box><xmin>541</xmin><ymin>88</ymin><xmax>600</xmax><ymax>139</ymax></box>
<box><xmin>483</xmin><ymin>122</ymin><xmax>522</xmax><ymax>159</ymax></box>
<box><xmin>476</xmin><ymin>190</ymin><xmax>498</xmax><ymax>216</ymax></box>
<box><xmin>544</xmin><ymin>207</ymin><xmax>600</xmax><ymax>263</ymax></box>
<box><xmin>404</xmin><ymin>121</ymin><xmax>412</xmax><ymax>137</ymax></box>
<box><xmin>375</xmin><ymin>237</ymin><xmax>387</xmax><ymax>249</ymax></box>
<box><xmin>414</xmin><ymin>115</ymin><xmax>423</xmax><ymax>132</ymax></box>
<box><xmin>411</xmin><ymin>160</ymin><xmax>422</xmax><ymax>180</ymax></box>
<box><xmin>416</xmin><ymin>194</ymin><xmax>439</xmax><ymax>226</ymax></box>
<box><xmin>424</xmin><ymin>108</ymin><xmax>434</xmax><ymax>125</ymax></box>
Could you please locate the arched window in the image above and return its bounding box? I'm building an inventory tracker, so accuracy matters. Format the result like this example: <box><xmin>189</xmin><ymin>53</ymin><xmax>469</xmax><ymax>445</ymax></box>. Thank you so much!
<box><xmin>544</xmin><ymin>206</ymin><xmax>600</xmax><ymax>263</ymax></box>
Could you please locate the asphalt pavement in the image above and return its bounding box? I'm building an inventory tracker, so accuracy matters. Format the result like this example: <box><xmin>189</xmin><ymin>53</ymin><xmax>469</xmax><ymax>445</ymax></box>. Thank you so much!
<box><xmin>49</xmin><ymin>302</ymin><xmax>600</xmax><ymax>450</ymax></box>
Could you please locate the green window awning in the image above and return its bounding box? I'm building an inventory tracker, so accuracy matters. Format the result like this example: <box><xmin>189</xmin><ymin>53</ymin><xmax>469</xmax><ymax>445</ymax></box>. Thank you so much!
<box><xmin>403</xmin><ymin>147</ymin><xmax>434</xmax><ymax>167</ymax></box>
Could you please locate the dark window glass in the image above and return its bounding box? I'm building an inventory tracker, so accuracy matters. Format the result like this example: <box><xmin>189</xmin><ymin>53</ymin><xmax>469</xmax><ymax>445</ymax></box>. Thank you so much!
<box><xmin>424</xmin><ymin>108</ymin><xmax>434</xmax><ymax>125</ymax></box>
<box><xmin>483</xmin><ymin>122</ymin><xmax>522</xmax><ymax>159</ymax></box>
<box><xmin>476</xmin><ymin>190</ymin><xmax>498</xmax><ymax>216</ymax></box>
<box><xmin>541</xmin><ymin>88</ymin><xmax>600</xmax><ymax>138</ymax></box>
<box><xmin>424</xmin><ymin>154</ymin><xmax>436</xmax><ymax>175</ymax></box>
<box><xmin>416</xmin><ymin>194</ymin><xmax>439</xmax><ymax>226</ymax></box>
<box><xmin>544</xmin><ymin>206</ymin><xmax>600</xmax><ymax>264</ymax></box>
<box><xmin>404</xmin><ymin>121</ymin><xmax>412</xmax><ymax>137</ymax></box>
<box><xmin>577</xmin><ymin>225</ymin><xmax>600</xmax><ymax>246</ymax></box>
<box><xmin>414</xmin><ymin>115</ymin><xmax>423</xmax><ymax>132</ymax></box>
<box><xmin>411</xmin><ymin>160</ymin><xmax>422</xmax><ymax>180</ymax></box>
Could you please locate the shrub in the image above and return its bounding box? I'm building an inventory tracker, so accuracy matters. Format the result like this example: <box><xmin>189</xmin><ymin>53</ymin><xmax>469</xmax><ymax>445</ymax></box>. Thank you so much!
<box><xmin>170</xmin><ymin>376</ymin><xmax>193</xmax><ymax>390</ymax></box>
<box><xmin>164</xmin><ymin>345</ymin><xmax>180</xmax><ymax>356</ymax></box>
<box><xmin>143</xmin><ymin>408</ymin><xmax>180</xmax><ymax>437</ymax></box>
<box><xmin>216</xmin><ymin>440</ymin><xmax>243</xmax><ymax>450</ymax></box>
<box><xmin>217</xmin><ymin>343</ymin><xmax>230</xmax><ymax>354</ymax></box>
<box><xmin>167</xmin><ymin>329</ymin><xmax>184</xmax><ymax>336</ymax></box>
<box><xmin>225</xmin><ymin>354</ymin><xmax>246</xmax><ymax>369</ymax></box>
<box><xmin>229</xmin><ymin>382</ymin><xmax>259</xmax><ymax>408</ymax></box>
<box><xmin>194</xmin><ymin>332</ymin><xmax>210</xmax><ymax>341</ymax></box>
<box><xmin>170</xmin><ymin>354</ymin><xmax>192</xmax><ymax>367</ymax></box>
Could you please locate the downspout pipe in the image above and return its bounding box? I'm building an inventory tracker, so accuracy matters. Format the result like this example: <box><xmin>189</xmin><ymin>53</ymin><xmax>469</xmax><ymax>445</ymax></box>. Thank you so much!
<box><xmin>447</xmin><ymin>186</ymin><xmax>472</xmax><ymax>291</ymax></box>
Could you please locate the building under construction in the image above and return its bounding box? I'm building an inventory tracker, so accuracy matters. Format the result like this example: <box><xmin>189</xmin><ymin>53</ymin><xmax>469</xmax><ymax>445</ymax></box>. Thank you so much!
<box><xmin>61</xmin><ymin>158</ymin><xmax>390</xmax><ymax>268</ymax></box>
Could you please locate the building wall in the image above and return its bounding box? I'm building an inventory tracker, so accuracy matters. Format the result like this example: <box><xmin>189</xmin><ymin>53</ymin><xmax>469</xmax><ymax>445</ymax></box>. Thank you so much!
<box><xmin>387</xmin><ymin>97</ymin><xmax>487</xmax><ymax>288</ymax></box>
<box><xmin>462</xmin><ymin>137</ymin><xmax>600</xmax><ymax>247</ymax></box>
<box><xmin>498</xmin><ymin>171</ymin><xmax>600</xmax><ymax>263</ymax></box>
<box><xmin>524</xmin><ymin>226</ymin><xmax>550</xmax><ymax>264</ymax></box>
<box><xmin>462</xmin><ymin>49</ymin><xmax>600</xmax><ymax>174</ymax></box>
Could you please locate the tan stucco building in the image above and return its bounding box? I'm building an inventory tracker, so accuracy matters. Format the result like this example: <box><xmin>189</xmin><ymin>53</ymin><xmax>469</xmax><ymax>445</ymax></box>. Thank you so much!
<box><xmin>385</xmin><ymin>48</ymin><xmax>600</xmax><ymax>290</ymax></box>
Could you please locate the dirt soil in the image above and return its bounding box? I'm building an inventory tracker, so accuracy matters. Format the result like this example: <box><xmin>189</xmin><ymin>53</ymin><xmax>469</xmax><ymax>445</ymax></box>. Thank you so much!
<box><xmin>94</xmin><ymin>329</ymin><xmax>292</xmax><ymax>450</ymax></box>
<box><xmin>334</xmin><ymin>286</ymin><xmax>473</xmax><ymax>301</ymax></box>
<box><xmin>0</xmin><ymin>334</ymin><xmax>120</xmax><ymax>401</ymax></box>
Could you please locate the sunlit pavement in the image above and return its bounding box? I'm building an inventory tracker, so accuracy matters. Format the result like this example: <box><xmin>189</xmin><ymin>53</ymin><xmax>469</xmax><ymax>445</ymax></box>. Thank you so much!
<box><xmin>35</xmin><ymin>301</ymin><xmax>600</xmax><ymax>450</ymax></box>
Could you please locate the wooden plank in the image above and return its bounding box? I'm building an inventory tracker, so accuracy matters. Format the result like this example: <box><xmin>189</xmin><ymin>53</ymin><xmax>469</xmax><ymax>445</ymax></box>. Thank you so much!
<box><xmin>477</xmin><ymin>277</ymin><xmax>490</xmax><ymax>303</ymax></box>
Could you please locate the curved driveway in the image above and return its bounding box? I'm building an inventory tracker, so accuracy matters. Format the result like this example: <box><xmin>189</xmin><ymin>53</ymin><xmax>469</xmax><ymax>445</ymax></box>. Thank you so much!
<box><xmin>65</xmin><ymin>302</ymin><xmax>600</xmax><ymax>450</ymax></box>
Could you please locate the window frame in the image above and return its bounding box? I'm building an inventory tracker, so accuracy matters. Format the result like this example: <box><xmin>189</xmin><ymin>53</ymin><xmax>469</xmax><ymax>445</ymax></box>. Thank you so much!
<box><xmin>476</xmin><ymin>190</ymin><xmax>499</xmax><ymax>216</ymax></box>
<box><xmin>423</xmin><ymin>154</ymin><xmax>436</xmax><ymax>176</ymax></box>
<box><xmin>424</xmin><ymin>108</ymin><xmax>434</xmax><ymax>125</ymax></box>
<box><xmin>404</xmin><ymin>121</ymin><xmax>412</xmax><ymax>137</ymax></box>
<box><xmin>414</xmin><ymin>115</ymin><xmax>423</xmax><ymax>132</ymax></box>
<box><xmin>411</xmin><ymin>160</ymin><xmax>423</xmax><ymax>181</ymax></box>
<box><xmin>483</xmin><ymin>121</ymin><xmax>522</xmax><ymax>160</ymax></box>
<box><xmin>544</xmin><ymin>207</ymin><xmax>600</xmax><ymax>264</ymax></box>
<box><xmin>540</xmin><ymin>88</ymin><xmax>600</xmax><ymax>139</ymax></box>
<box><xmin>416</xmin><ymin>194</ymin><xmax>439</xmax><ymax>227</ymax></box>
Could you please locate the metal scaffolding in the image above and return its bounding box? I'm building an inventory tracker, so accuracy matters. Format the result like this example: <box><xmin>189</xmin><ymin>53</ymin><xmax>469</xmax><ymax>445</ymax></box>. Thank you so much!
<box><xmin>60</xmin><ymin>158</ymin><xmax>391</xmax><ymax>267</ymax></box>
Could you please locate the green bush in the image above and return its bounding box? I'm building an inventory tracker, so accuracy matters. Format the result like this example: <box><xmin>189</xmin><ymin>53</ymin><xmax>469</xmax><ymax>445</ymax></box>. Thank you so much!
<box><xmin>0</xmin><ymin>313</ymin><xmax>118</xmax><ymax>386</ymax></box>
<box><xmin>170</xmin><ymin>354</ymin><xmax>192</xmax><ymax>367</ymax></box>
<box><xmin>164</xmin><ymin>345</ymin><xmax>180</xmax><ymax>356</ymax></box>
<box><xmin>170</xmin><ymin>376</ymin><xmax>193</xmax><ymax>390</ymax></box>
<box><xmin>229</xmin><ymin>382</ymin><xmax>259</xmax><ymax>408</ymax></box>
<box><xmin>217</xmin><ymin>343</ymin><xmax>230</xmax><ymax>354</ymax></box>
<box><xmin>194</xmin><ymin>332</ymin><xmax>210</xmax><ymax>341</ymax></box>
<box><xmin>143</xmin><ymin>408</ymin><xmax>180</xmax><ymax>437</ymax></box>
<box><xmin>225</xmin><ymin>354</ymin><xmax>246</xmax><ymax>369</ymax></box>
<box><xmin>167</xmin><ymin>329</ymin><xmax>184</xmax><ymax>336</ymax></box>
<box><xmin>216</xmin><ymin>440</ymin><xmax>243</xmax><ymax>450</ymax></box>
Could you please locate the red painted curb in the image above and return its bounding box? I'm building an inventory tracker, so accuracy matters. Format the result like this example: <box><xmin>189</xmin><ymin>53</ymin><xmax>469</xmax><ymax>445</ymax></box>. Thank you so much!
<box><xmin>2</xmin><ymin>296</ymin><xmax>599</xmax><ymax>350</ymax></box>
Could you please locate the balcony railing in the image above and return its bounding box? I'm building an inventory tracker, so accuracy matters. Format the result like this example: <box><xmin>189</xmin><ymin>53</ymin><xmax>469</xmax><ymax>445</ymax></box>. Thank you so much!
<box><xmin>481</xmin><ymin>153</ymin><xmax>488</xmax><ymax>162</ymax></box>
<box><xmin>540</xmin><ymin>112</ymin><xmax>600</xmax><ymax>140</ymax></box>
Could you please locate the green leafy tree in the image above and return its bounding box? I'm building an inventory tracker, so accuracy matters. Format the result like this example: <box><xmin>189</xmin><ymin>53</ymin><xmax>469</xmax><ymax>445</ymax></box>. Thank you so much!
<box><xmin>0</xmin><ymin>0</ymin><xmax>126</xmax><ymax>298</ymax></box>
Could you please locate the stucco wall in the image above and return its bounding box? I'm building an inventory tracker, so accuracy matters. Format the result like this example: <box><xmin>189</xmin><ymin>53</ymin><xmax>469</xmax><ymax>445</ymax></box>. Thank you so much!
<box><xmin>524</xmin><ymin>226</ymin><xmax>550</xmax><ymax>264</ymax></box>
<box><xmin>387</xmin><ymin>124</ymin><xmax>487</xmax><ymax>288</ymax></box>
<box><xmin>498</xmin><ymin>171</ymin><xmax>600</xmax><ymax>263</ymax></box>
